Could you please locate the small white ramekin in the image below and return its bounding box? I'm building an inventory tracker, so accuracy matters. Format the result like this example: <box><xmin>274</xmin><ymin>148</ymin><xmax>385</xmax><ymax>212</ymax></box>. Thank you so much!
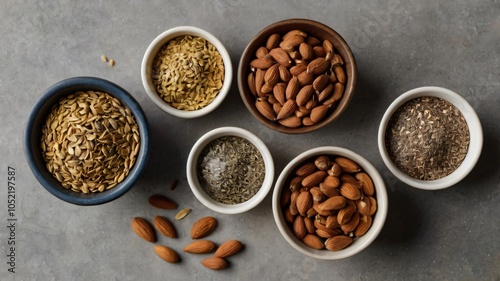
<box><xmin>141</xmin><ymin>26</ymin><xmax>232</xmax><ymax>118</ymax></box>
<box><xmin>186</xmin><ymin>127</ymin><xmax>274</xmax><ymax>214</ymax></box>
<box><xmin>378</xmin><ymin>86</ymin><xmax>483</xmax><ymax>190</ymax></box>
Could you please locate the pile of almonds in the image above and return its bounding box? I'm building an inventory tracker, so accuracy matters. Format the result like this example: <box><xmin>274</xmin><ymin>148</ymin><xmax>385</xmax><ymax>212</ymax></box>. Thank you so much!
<box><xmin>131</xmin><ymin>189</ymin><xmax>244</xmax><ymax>270</ymax></box>
<box><xmin>280</xmin><ymin>155</ymin><xmax>377</xmax><ymax>251</ymax></box>
<box><xmin>247</xmin><ymin>29</ymin><xmax>347</xmax><ymax>128</ymax></box>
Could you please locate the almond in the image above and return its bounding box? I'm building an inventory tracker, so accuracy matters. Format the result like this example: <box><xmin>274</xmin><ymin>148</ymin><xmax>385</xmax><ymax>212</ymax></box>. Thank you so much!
<box><xmin>328</xmin><ymin>162</ymin><xmax>343</xmax><ymax>177</ymax></box>
<box><xmin>148</xmin><ymin>194</ymin><xmax>177</xmax><ymax>210</ymax></box>
<box><xmin>302</xmin><ymin>117</ymin><xmax>315</xmax><ymax>126</ymax></box>
<box><xmin>264</xmin><ymin>63</ymin><xmax>280</xmax><ymax>85</ymax></box>
<box><xmin>250</xmin><ymin>58</ymin><xmax>275</xmax><ymax>69</ymax></box>
<box><xmin>278</xmin><ymin>66</ymin><xmax>292</xmax><ymax>82</ymax></box>
<box><xmin>337</xmin><ymin>205</ymin><xmax>356</xmax><ymax>225</ymax></box>
<box><xmin>289</xmin><ymin>176</ymin><xmax>304</xmax><ymax>192</ymax></box>
<box><xmin>318</xmin><ymin>83</ymin><xmax>334</xmax><ymax>102</ymax></box>
<box><xmin>279</xmin><ymin>35</ymin><xmax>305</xmax><ymax>51</ymax></box>
<box><xmin>201</xmin><ymin>257</ymin><xmax>228</xmax><ymax>270</ymax></box>
<box><xmin>256</xmin><ymin>46</ymin><xmax>269</xmax><ymax>59</ymax></box>
<box><xmin>298</xmin><ymin>42</ymin><xmax>313</xmax><ymax>60</ymax></box>
<box><xmin>341</xmin><ymin>174</ymin><xmax>362</xmax><ymax>186</ymax></box>
<box><xmin>309</xmin><ymin>187</ymin><xmax>324</xmax><ymax>202</ymax></box>
<box><xmin>296</xmin><ymin>85</ymin><xmax>314</xmax><ymax>106</ymax></box>
<box><xmin>131</xmin><ymin>217</ymin><xmax>155</xmax><ymax>243</ymax></box>
<box><xmin>302</xmin><ymin>170</ymin><xmax>328</xmax><ymax>188</ymax></box>
<box><xmin>302</xmin><ymin>234</ymin><xmax>324</xmax><ymax>250</ymax></box>
<box><xmin>289</xmin><ymin>50</ymin><xmax>301</xmax><ymax>60</ymax></box>
<box><xmin>335</xmin><ymin>157</ymin><xmax>361</xmax><ymax>173</ymax></box>
<box><xmin>310</xmin><ymin>105</ymin><xmax>329</xmax><ymax>123</ymax></box>
<box><xmin>356</xmin><ymin>197</ymin><xmax>372</xmax><ymax>216</ymax></box>
<box><xmin>303</xmin><ymin>217</ymin><xmax>315</xmax><ymax>234</ymax></box>
<box><xmin>314</xmin><ymin>217</ymin><xmax>340</xmax><ymax>235</ymax></box>
<box><xmin>273</xmin><ymin>102</ymin><xmax>282</xmax><ymax>115</ymax></box>
<box><xmin>333</xmin><ymin>65</ymin><xmax>346</xmax><ymax>84</ymax></box>
<box><xmin>306</xmin><ymin>206</ymin><xmax>318</xmax><ymax>217</ymax></box>
<box><xmin>266</xmin><ymin>33</ymin><xmax>281</xmax><ymax>50</ymax></box>
<box><xmin>307</xmin><ymin>57</ymin><xmax>330</xmax><ymax>75</ymax></box>
<box><xmin>322</xmin><ymin>175</ymin><xmax>340</xmax><ymax>189</ymax></box>
<box><xmin>247</xmin><ymin>73</ymin><xmax>256</xmax><ymax>96</ymax></box>
<box><xmin>325</xmin><ymin>235</ymin><xmax>353</xmax><ymax>251</ymax></box>
<box><xmin>319</xmin><ymin>182</ymin><xmax>340</xmax><ymax>197</ymax></box>
<box><xmin>296</xmin><ymin>191</ymin><xmax>313</xmax><ymax>216</ymax></box>
<box><xmin>273</xmin><ymin>83</ymin><xmax>286</xmax><ymax>105</ymax></box>
<box><xmin>153</xmin><ymin>216</ymin><xmax>177</xmax><ymax>238</ymax></box>
<box><xmin>322</xmin><ymin>39</ymin><xmax>334</xmax><ymax>54</ymax></box>
<box><xmin>214</xmin><ymin>240</ymin><xmax>244</xmax><ymax>258</ymax></box>
<box><xmin>255</xmin><ymin>68</ymin><xmax>265</xmax><ymax>96</ymax></box>
<box><xmin>190</xmin><ymin>216</ymin><xmax>217</xmax><ymax>239</ymax></box>
<box><xmin>285</xmin><ymin>76</ymin><xmax>300</xmax><ymax>100</ymax></box>
<box><xmin>280</xmin><ymin>186</ymin><xmax>292</xmax><ymax>207</ymax></box>
<box><xmin>255</xmin><ymin>99</ymin><xmax>276</xmax><ymax>121</ymax></box>
<box><xmin>284</xmin><ymin>207</ymin><xmax>295</xmax><ymax>224</ymax></box>
<box><xmin>306</xmin><ymin>36</ymin><xmax>321</xmax><ymax>47</ymax></box>
<box><xmin>368</xmin><ymin>197</ymin><xmax>377</xmax><ymax>215</ymax></box>
<box><xmin>154</xmin><ymin>245</ymin><xmax>179</xmax><ymax>263</ymax></box>
<box><xmin>318</xmin><ymin>196</ymin><xmax>346</xmax><ymax>211</ymax></box>
<box><xmin>289</xmin><ymin>200</ymin><xmax>299</xmax><ymax>216</ymax></box>
<box><xmin>312</xmin><ymin>74</ymin><xmax>330</xmax><ymax>93</ymax></box>
<box><xmin>278</xmin><ymin>115</ymin><xmax>301</xmax><ymax>128</ymax></box>
<box><xmin>276</xmin><ymin>99</ymin><xmax>297</xmax><ymax>120</ymax></box>
<box><xmin>329</xmin><ymin>71</ymin><xmax>338</xmax><ymax>84</ymax></box>
<box><xmin>283</xmin><ymin>29</ymin><xmax>307</xmax><ymax>40</ymax></box>
<box><xmin>355</xmin><ymin>215</ymin><xmax>372</xmax><ymax>237</ymax></box>
<box><xmin>296</xmin><ymin>162</ymin><xmax>316</xmax><ymax>177</ymax></box>
<box><xmin>293</xmin><ymin>215</ymin><xmax>307</xmax><ymax>239</ymax></box>
<box><xmin>305</xmin><ymin>96</ymin><xmax>318</xmax><ymax>110</ymax></box>
<box><xmin>315</xmin><ymin>228</ymin><xmax>334</xmax><ymax>238</ymax></box>
<box><xmin>339</xmin><ymin>182</ymin><xmax>362</xmax><ymax>200</ymax></box>
<box><xmin>356</xmin><ymin>172</ymin><xmax>375</xmax><ymax>196</ymax></box>
<box><xmin>260</xmin><ymin>82</ymin><xmax>273</xmax><ymax>94</ymax></box>
<box><xmin>269</xmin><ymin>48</ymin><xmax>292</xmax><ymax>67</ymax></box>
<box><xmin>326</xmin><ymin>215</ymin><xmax>340</xmax><ymax>229</ymax></box>
<box><xmin>324</xmin><ymin>82</ymin><xmax>344</xmax><ymax>106</ymax></box>
<box><xmin>297</xmin><ymin>71</ymin><xmax>314</xmax><ymax>86</ymax></box>
<box><xmin>313</xmin><ymin>202</ymin><xmax>332</xmax><ymax>216</ymax></box>
<box><xmin>290</xmin><ymin>64</ymin><xmax>307</xmax><ymax>76</ymax></box>
<box><xmin>312</xmin><ymin>46</ymin><xmax>326</xmax><ymax>58</ymax></box>
<box><xmin>183</xmin><ymin>240</ymin><xmax>216</xmax><ymax>254</ymax></box>
<box><xmin>341</xmin><ymin>211</ymin><xmax>360</xmax><ymax>233</ymax></box>
<box><xmin>331</xmin><ymin>53</ymin><xmax>344</xmax><ymax>66</ymax></box>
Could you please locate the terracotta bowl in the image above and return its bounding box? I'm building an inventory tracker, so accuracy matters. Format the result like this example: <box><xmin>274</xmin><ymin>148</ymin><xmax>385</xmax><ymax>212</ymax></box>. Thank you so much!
<box><xmin>238</xmin><ymin>18</ymin><xmax>357</xmax><ymax>134</ymax></box>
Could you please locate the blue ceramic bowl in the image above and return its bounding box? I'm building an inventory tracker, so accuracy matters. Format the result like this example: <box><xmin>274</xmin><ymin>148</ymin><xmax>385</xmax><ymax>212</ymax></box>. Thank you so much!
<box><xmin>23</xmin><ymin>77</ymin><xmax>150</xmax><ymax>205</ymax></box>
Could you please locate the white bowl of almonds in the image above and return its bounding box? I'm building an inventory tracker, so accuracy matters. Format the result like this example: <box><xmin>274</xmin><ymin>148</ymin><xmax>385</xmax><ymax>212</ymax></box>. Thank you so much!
<box><xmin>187</xmin><ymin>127</ymin><xmax>274</xmax><ymax>214</ymax></box>
<box><xmin>142</xmin><ymin>26</ymin><xmax>232</xmax><ymax>118</ymax></box>
<box><xmin>378</xmin><ymin>86</ymin><xmax>483</xmax><ymax>190</ymax></box>
<box><xmin>272</xmin><ymin>146</ymin><xmax>388</xmax><ymax>260</ymax></box>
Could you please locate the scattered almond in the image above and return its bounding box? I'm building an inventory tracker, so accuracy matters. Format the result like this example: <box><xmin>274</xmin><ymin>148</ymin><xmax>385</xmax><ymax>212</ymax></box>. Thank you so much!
<box><xmin>214</xmin><ymin>240</ymin><xmax>244</xmax><ymax>258</ymax></box>
<box><xmin>190</xmin><ymin>216</ymin><xmax>217</xmax><ymax>239</ymax></box>
<box><xmin>183</xmin><ymin>240</ymin><xmax>216</xmax><ymax>254</ymax></box>
<box><xmin>154</xmin><ymin>245</ymin><xmax>180</xmax><ymax>263</ymax></box>
<box><xmin>153</xmin><ymin>216</ymin><xmax>177</xmax><ymax>238</ymax></box>
<box><xmin>148</xmin><ymin>194</ymin><xmax>177</xmax><ymax>210</ymax></box>
<box><xmin>131</xmin><ymin>217</ymin><xmax>155</xmax><ymax>243</ymax></box>
<box><xmin>201</xmin><ymin>257</ymin><xmax>228</xmax><ymax>270</ymax></box>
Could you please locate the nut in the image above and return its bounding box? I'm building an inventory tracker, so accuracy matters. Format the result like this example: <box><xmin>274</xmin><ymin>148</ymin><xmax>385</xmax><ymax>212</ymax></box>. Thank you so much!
<box><xmin>183</xmin><ymin>240</ymin><xmax>216</xmax><ymax>254</ymax></box>
<box><xmin>154</xmin><ymin>245</ymin><xmax>180</xmax><ymax>263</ymax></box>
<box><xmin>190</xmin><ymin>216</ymin><xmax>218</xmax><ymax>239</ymax></box>
<box><xmin>302</xmin><ymin>234</ymin><xmax>324</xmax><ymax>250</ymax></box>
<box><xmin>131</xmin><ymin>217</ymin><xmax>156</xmax><ymax>243</ymax></box>
<box><xmin>325</xmin><ymin>235</ymin><xmax>353</xmax><ymax>251</ymax></box>
<box><xmin>153</xmin><ymin>216</ymin><xmax>177</xmax><ymax>238</ymax></box>
<box><xmin>148</xmin><ymin>194</ymin><xmax>178</xmax><ymax>210</ymax></box>
<box><xmin>201</xmin><ymin>257</ymin><xmax>228</xmax><ymax>270</ymax></box>
<box><xmin>214</xmin><ymin>240</ymin><xmax>244</xmax><ymax>258</ymax></box>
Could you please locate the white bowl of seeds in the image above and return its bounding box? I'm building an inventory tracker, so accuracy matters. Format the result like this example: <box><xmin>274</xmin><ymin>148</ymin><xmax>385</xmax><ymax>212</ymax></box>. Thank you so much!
<box><xmin>141</xmin><ymin>26</ymin><xmax>232</xmax><ymax>118</ymax></box>
<box><xmin>378</xmin><ymin>86</ymin><xmax>483</xmax><ymax>190</ymax></box>
<box><xmin>186</xmin><ymin>127</ymin><xmax>274</xmax><ymax>214</ymax></box>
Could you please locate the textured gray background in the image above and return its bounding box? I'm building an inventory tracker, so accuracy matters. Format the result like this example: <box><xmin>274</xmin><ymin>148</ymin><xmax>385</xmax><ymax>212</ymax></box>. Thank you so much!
<box><xmin>1</xmin><ymin>0</ymin><xmax>499</xmax><ymax>280</ymax></box>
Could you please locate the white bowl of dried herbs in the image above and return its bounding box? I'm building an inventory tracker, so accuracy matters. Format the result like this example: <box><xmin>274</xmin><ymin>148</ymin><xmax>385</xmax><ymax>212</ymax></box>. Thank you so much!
<box><xmin>141</xmin><ymin>26</ymin><xmax>232</xmax><ymax>118</ymax></box>
<box><xmin>186</xmin><ymin>127</ymin><xmax>274</xmax><ymax>214</ymax></box>
<box><xmin>378</xmin><ymin>86</ymin><xmax>483</xmax><ymax>190</ymax></box>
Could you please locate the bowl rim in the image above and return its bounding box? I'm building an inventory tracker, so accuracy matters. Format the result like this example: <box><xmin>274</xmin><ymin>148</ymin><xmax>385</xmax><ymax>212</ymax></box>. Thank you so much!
<box><xmin>377</xmin><ymin>86</ymin><xmax>483</xmax><ymax>190</ymax></box>
<box><xmin>272</xmin><ymin>146</ymin><xmax>388</xmax><ymax>260</ymax></box>
<box><xmin>237</xmin><ymin>18</ymin><xmax>357</xmax><ymax>134</ymax></box>
<box><xmin>186</xmin><ymin>127</ymin><xmax>274</xmax><ymax>214</ymax></box>
<box><xmin>141</xmin><ymin>26</ymin><xmax>233</xmax><ymax>119</ymax></box>
<box><xmin>23</xmin><ymin>76</ymin><xmax>150</xmax><ymax>205</ymax></box>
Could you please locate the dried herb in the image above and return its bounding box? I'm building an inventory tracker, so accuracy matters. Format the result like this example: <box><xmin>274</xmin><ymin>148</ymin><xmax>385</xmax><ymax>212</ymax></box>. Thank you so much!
<box><xmin>385</xmin><ymin>97</ymin><xmax>469</xmax><ymax>180</ymax></box>
<box><xmin>197</xmin><ymin>136</ymin><xmax>265</xmax><ymax>204</ymax></box>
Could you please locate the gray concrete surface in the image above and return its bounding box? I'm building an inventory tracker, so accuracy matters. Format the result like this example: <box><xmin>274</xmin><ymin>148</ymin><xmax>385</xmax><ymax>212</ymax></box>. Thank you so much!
<box><xmin>1</xmin><ymin>0</ymin><xmax>499</xmax><ymax>280</ymax></box>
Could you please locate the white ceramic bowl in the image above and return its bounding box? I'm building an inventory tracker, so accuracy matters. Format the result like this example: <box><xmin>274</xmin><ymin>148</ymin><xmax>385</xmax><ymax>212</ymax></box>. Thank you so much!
<box><xmin>141</xmin><ymin>26</ymin><xmax>233</xmax><ymax>118</ymax></box>
<box><xmin>378</xmin><ymin>86</ymin><xmax>483</xmax><ymax>190</ymax></box>
<box><xmin>272</xmin><ymin>146</ymin><xmax>388</xmax><ymax>260</ymax></box>
<box><xmin>187</xmin><ymin>127</ymin><xmax>274</xmax><ymax>214</ymax></box>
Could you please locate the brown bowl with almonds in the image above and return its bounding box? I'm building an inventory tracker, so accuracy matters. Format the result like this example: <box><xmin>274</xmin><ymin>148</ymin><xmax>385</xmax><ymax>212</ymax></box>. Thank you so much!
<box><xmin>237</xmin><ymin>18</ymin><xmax>357</xmax><ymax>134</ymax></box>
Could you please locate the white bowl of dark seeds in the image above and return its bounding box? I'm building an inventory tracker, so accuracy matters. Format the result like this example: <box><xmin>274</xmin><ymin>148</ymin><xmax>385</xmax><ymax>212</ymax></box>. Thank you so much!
<box><xmin>186</xmin><ymin>127</ymin><xmax>274</xmax><ymax>214</ymax></box>
<box><xmin>378</xmin><ymin>86</ymin><xmax>482</xmax><ymax>190</ymax></box>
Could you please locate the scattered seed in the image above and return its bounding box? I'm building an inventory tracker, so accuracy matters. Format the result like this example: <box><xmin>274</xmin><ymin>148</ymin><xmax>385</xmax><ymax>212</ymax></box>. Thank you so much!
<box><xmin>101</xmin><ymin>55</ymin><xmax>108</xmax><ymax>62</ymax></box>
<box><xmin>175</xmin><ymin>208</ymin><xmax>191</xmax><ymax>220</ymax></box>
<box><xmin>109</xmin><ymin>59</ymin><xmax>115</xmax><ymax>67</ymax></box>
